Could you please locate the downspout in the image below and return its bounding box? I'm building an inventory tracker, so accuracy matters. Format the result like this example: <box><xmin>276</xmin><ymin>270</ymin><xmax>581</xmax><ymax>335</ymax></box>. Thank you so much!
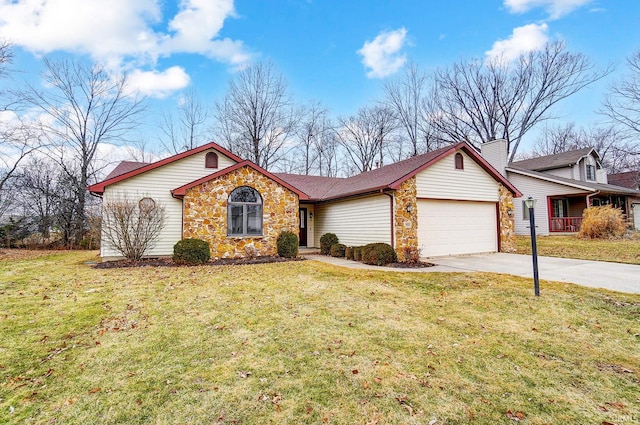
<box><xmin>586</xmin><ymin>190</ymin><xmax>600</xmax><ymax>207</ymax></box>
<box><xmin>381</xmin><ymin>189</ymin><xmax>395</xmax><ymax>248</ymax></box>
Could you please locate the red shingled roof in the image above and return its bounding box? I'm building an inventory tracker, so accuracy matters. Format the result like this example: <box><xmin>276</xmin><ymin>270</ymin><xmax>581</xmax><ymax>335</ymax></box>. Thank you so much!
<box><xmin>88</xmin><ymin>142</ymin><xmax>244</xmax><ymax>195</ymax></box>
<box><xmin>104</xmin><ymin>161</ymin><xmax>149</xmax><ymax>180</ymax></box>
<box><xmin>275</xmin><ymin>142</ymin><xmax>521</xmax><ymax>201</ymax></box>
<box><xmin>608</xmin><ymin>170</ymin><xmax>640</xmax><ymax>190</ymax></box>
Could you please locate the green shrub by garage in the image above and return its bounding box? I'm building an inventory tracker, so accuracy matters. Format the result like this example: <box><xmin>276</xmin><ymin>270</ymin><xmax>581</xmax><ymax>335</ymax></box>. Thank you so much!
<box><xmin>277</xmin><ymin>230</ymin><xmax>299</xmax><ymax>258</ymax></box>
<box><xmin>361</xmin><ymin>243</ymin><xmax>397</xmax><ymax>266</ymax></box>
<box><xmin>173</xmin><ymin>238</ymin><xmax>211</xmax><ymax>265</ymax></box>
<box><xmin>345</xmin><ymin>246</ymin><xmax>354</xmax><ymax>260</ymax></box>
<box><xmin>353</xmin><ymin>246</ymin><xmax>363</xmax><ymax>261</ymax></box>
<box><xmin>320</xmin><ymin>233</ymin><xmax>339</xmax><ymax>255</ymax></box>
<box><xmin>330</xmin><ymin>243</ymin><xmax>346</xmax><ymax>257</ymax></box>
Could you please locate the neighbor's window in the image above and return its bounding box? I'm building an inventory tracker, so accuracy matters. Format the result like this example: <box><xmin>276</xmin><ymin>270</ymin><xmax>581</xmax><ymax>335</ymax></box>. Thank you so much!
<box><xmin>205</xmin><ymin>152</ymin><xmax>219</xmax><ymax>169</ymax></box>
<box><xmin>586</xmin><ymin>164</ymin><xmax>596</xmax><ymax>180</ymax></box>
<box><xmin>227</xmin><ymin>186</ymin><xmax>262</xmax><ymax>236</ymax></box>
<box><xmin>454</xmin><ymin>153</ymin><xmax>464</xmax><ymax>170</ymax></box>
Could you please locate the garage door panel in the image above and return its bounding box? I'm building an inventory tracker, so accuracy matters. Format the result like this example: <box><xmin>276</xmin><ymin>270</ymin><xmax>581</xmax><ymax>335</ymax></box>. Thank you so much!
<box><xmin>418</xmin><ymin>200</ymin><xmax>497</xmax><ymax>257</ymax></box>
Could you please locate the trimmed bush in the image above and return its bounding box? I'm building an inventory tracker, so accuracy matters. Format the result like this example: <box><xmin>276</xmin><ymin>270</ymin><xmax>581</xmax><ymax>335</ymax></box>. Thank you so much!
<box><xmin>173</xmin><ymin>238</ymin><xmax>210</xmax><ymax>265</ymax></box>
<box><xmin>277</xmin><ymin>230</ymin><xmax>299</xmax><ymax>258</ymax></box>
<box><xmin>330</xmin><ymin>243</ymin><xmax>346</xmax><ymax>257</ymax></box>
<box><xmin>320</xmin><ymin>233</ymin><xmax>339</xmax><ymax>255</ymax></box>
<box><xmin>345</xmin><ymin>246</ymin><xmax>354</xmax><ymax>260</ymax></box>
<box><xmin>353</xmin><ymin>246</ymin><xmax>362</xmax><ymax>261</ymax></box>
<box><xmin>361</xmin><ymin>243</ymin><xmax>397</xmax><ymax>266</ymax></box>
<box><xmin>578</xmin><ymin>205</ymin><xmax>627</xmax><ymax>239</ymax></box>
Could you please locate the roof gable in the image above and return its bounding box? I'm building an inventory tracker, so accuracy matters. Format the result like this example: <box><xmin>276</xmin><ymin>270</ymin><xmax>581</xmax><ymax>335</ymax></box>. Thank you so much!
<box><xmin>277</xmin><ymin>142</ymin><xmax>521</xmax><ymax>200</ymax></box>
<box><xmin>88</xmin><ymin>142</ymin><xmax>244</xmax><ymax>194</ymax></box>
<box><xmin>509</xmin><ymin>147</ymin><xmax>599</xmax><ymax>171</ymax></box>
<box><xmin>171</xmin><ymin>161</ymin><xmax>309</xmax><ymax>200</ymax></box>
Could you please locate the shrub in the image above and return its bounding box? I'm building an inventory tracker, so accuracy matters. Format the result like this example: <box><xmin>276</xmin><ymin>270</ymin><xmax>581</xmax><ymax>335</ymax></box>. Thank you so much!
<box><xmin>353</xmin><ymin>246</ymin><xmax>362</xmax><ymax>261</ymax></box>
<box><xmin>173</xmin><ymin>238</ymin><xmax>211</xmax><ymax>265</ymax></box>
<box><xmin>330</xmin><ymin>243</ymin><xmax>346</xmax><ymax>257</ymax></box>
<box><xmin>361</xmin><ymin>243</ymin><xmax>397</xmax><ymax>266</ymax></box>
<box><xmin>578</xmin><ymin>205</ymin><xmax>627</xmax><ymax>239</ymax></box>
<box><xmin>345</xmin><ymin>246</ymin><xmax>354</xmax><ymax>260</ymax></box>
<box><xmin>277</xmin><ymin>230</ymin><xmax>298</xmax><ymax>258</ymax></box>
<box><xmin>320</xmin><ymin>233</ymin><xmax>339</xmax><ymax>255</ymax></box>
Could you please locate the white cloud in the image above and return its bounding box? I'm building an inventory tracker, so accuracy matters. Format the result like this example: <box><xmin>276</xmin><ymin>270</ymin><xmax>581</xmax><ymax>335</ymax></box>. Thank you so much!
<box><xmin>485</xmin><ymin>23</ymin><xmax>549</xmax><ymax>63</ymax></box>
<box><xmin>504</xmin><ymin>0</ymin><xmax>593</xmax><ymax>19</ymax></box>
<box><xmin>0</xmin><ymin>0</ymin><xmax>251</xmax><ymax>96</ymax></box>
<box><xmin>357</xmin><ymin>28</ymin><xmax>407</xmax><ymax>79</ymax></box>
<box><xmin>127</xmin><ymin>67</ymin><xmax>191</xmax><ymax>98</ymax></box>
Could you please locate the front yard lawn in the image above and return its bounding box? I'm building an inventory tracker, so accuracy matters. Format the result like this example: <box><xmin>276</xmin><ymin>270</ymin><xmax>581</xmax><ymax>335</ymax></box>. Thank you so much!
<box><xmin>515</xmin><ymin>234</ymin><xmax>640</xmax><ymax>264</ymax></box>
<box><xmin>1</xmin><ymin>250</ymin><xmax>639</xmax><ymax>424</ymax></box>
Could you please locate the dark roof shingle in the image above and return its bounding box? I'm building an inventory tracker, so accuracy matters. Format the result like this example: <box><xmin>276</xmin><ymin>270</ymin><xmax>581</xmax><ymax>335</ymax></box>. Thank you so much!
<box><xmin>509</xmin><ymin>148</ymin><xmax>595</xmax><ymax>171</ymax></box>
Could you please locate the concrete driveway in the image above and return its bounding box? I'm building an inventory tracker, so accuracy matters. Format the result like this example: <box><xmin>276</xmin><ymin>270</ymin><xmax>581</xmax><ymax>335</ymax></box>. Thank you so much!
<box><xmin>305</xmin><ymin>253</ymin><xmax>640</xmax><ymax>294</ymax></box>
<box><xmin>429</xmin><ymin>253</ymin><xmax>640</xmax><ymax>294</ymax></box>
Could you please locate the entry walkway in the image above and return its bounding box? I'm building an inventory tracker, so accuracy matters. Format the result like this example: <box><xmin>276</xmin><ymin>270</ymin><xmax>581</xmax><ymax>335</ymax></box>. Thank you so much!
<box><xmin>304</xmin><ymin>253</ymin><xmax>640</xmax><ymax>294</ymax></box>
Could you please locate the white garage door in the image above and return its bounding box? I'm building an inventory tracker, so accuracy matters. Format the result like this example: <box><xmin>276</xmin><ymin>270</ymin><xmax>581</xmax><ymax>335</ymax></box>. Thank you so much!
<box><xmin>418</xmin><ymin>200</ymin><xmax>498</xmax><ymax>257</ymax></box>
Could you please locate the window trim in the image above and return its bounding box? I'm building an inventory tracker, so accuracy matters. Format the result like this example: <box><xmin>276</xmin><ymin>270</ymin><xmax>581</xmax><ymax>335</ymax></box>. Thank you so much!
<box><xmin>586</xmin><ymin>164</ymin><xmax>596</xmax><ymax>181</ymax></box>
<box><xmin>227</xmin><ymin>186</ymin><xmax>263</xmax><ymax>236</ymax></box>
<box><xmin>454</xmin><ymin>152</ymin><xmax>464</xmax><ymax>170</ymax></box>
<box><xmin>205</xmin><ymin>152</ymin><xmax>219</xmax><ymax>169</ymax></box>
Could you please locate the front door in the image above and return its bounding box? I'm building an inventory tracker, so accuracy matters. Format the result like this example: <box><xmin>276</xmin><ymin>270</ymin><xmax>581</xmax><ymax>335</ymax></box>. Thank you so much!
<box><xmin>299</xmin><ymin>208</ymin><xmax>308</xmax><ymax>247</ymax></box>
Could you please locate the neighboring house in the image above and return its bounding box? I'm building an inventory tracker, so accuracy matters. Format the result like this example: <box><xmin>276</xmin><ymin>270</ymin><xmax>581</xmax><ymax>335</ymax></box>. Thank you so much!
<box><xmin>88</xmin><ymin>141</ymin><xmax>521</xmax><ymax>261</ymax></box>
<box><xmin>608</xmin><ymin>170</ymin><xmax>640</xmax><ymax>191</ymax></box>
<box><xmin>481</xmin><ymin>140</ymin><xmax>640</xmax><ymax>235</ymax></box>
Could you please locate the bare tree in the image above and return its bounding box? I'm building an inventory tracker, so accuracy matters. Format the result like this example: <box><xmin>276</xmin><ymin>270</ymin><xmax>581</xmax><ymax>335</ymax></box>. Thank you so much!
<box><xmin>336</xmin><ymin>105</ymin><xmax>397</xmax><ymax>174</ymax></box>
<box><xmin>213</xmin><ymin>62</ymin><xmax>299</xmax><ymax>170</ymax></box>
<box><xmin>101</xmin><ymin>196</ymin><xmax>165</xmax><ymax>261</ymax></box>
<box><xmin>159</xmin><ymin>89</ymin><xmax>210</xmax><ymax>154</ymax></box>
<box><xmin>531</xmin><ymin>123</ymin><xmax>638</xmax><ymax>172</ymax></box>
<box><xmin>294</xmin><ymin>101</ymin><xmax>332</xmax><ymax>175</ymax></box>
<box><xmin>315</xmin><ymin>130</ymin><xmax>340</xmax><ymax>177</ymax></box>
<box><xmin>18</xmin><ymin>58</ymin><xmax>146</xmax><ymax>246</ymax></box>
<box><xmin>383</xmin><ymin>61</ymin><xmax>440</xmax><ymax>156</ymax></box>
<box><xmin>602</xmin><ymin>49</ymin><xmax>640</xmax><ymax>136</ymax></box>
<box><xmin>0</xmin><ymin>40</ymin><xmax>13</xmax><ymax>79</ymax></box>
<box><xmin>430</xmin><ymin>40</ymin><xmax>610</xmax><ymax>161</ymax></box>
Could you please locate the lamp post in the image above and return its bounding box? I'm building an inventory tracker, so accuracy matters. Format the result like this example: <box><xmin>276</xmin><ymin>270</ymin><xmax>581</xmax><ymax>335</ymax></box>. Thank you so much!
<box><xmin>524</xmin><ymin>196</ymin><xmax>540</xmax><ymax>297</ymax></box>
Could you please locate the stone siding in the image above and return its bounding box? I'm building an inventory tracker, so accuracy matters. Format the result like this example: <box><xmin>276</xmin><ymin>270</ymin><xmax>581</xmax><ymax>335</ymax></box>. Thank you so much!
<box><xmin>394</xmin><ymin>177</ymin><xmax>419</xmax><ymax>262</ymax></box>
<box><xmin>498</xmin><ymin>183</ymin><xmax>516</xmax><ymax>253</ymax></box>
<box><xmin>182</xmin><ymin>166</ymin><xmax>299</xmax><ymax>259</ymax></box>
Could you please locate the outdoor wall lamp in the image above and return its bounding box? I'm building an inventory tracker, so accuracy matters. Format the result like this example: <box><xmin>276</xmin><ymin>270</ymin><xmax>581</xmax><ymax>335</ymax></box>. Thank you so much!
<box><xmin>524</xmin><ymin>196</ymin><xmax>540</xmax><ymax>297</ymax></box>
<box><xmin>406</xmin><ymin>204</ymin><xmax>413</xmax><ymax>213</ymax></box>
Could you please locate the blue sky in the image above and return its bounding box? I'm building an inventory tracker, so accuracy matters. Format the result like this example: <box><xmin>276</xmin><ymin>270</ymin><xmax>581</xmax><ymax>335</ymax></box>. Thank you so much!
<box><xmin>1</xmin><ymin>0</ymin><xmax>639</xmax><ymax>155</ymax></box>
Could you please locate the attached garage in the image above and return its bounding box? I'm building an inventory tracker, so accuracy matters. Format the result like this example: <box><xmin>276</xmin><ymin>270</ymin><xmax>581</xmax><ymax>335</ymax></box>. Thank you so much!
<box><xmin>417</xmin><ymin>199</ymin><xmax>498</xmax><ymax>257</ymax></box>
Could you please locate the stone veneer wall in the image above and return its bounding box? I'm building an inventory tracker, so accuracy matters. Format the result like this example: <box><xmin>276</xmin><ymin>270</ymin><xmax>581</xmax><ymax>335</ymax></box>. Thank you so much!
<box><xmin>394</xmin><ymin>177</ymin><xmax>419</xmax><ymax>262</ymax></box>
<box><xmin>182</xmin><ymin>166</ymin><xmax>299</xmax><ymax>259</ymax></box>
<box><xmin>498</xmin><ymin>183</ymin><xmax>516</xmax><ymax>253</ymax></box>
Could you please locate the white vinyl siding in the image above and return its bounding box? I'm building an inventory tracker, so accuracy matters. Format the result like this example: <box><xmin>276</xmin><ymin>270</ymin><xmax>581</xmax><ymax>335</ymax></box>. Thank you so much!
<box><xmin>418</xmin><ymin>200</ymin><xmax>497</xmax><ymax>257</ymax></box>
<box><xmin>101</xmin><ymin>150</ymin><xmax>237</xmax><ymax>258</ymax></box>
<box><xmin>416</xmin><ymin>151</ymin><xmax>499</xmax><ymax>202</ymax></box>
<box><xmin>545</xmin><ymin>167</ymin><xmax>575</xmax><ymax>180</ymax></box>
<box><xmin>508</xmin><ymin>171</ymin><xmax>586</xmax><ymax>236</ymax></box>
<box><xmin>314</xmin><ymin>195</ymin><xmax>391</xmax><ymax>247</ymax></box>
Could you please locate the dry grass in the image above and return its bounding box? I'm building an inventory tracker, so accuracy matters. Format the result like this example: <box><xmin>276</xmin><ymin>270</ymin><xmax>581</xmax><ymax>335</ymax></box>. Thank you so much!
<box><xmin>516</xmin><ymin>234</ymin><xmax>640</xmax><ymax>265</ymax></box>
<box><xmin>1</xmin><ymin>250</ymin><xmax>640</xmax><ymax>424</ymax></box>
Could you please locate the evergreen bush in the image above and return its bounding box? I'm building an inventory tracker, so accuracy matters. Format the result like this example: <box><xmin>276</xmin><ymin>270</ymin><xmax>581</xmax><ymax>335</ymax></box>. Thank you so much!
<box><xmin>173</xmin><ymin>238</ymin><xmax>211</xmax><ymax>265</ymax></box>
<box><xmin>360</xmin><ymin>243</ymin><xmax>397</xmax><ymax>266</ymax></box>
<box><xmin>330</xmin><ymin>243</ymin><xmax>346</xmax><ymax>257</ymax></box>
<box><xmin>320</xmin><ymin>233</ymin><xmax>339</xmax><ymax>255</ymax></box>
<box><xmin>277</xmin><ymin>230</ymin><xmax>299</xmax><ymax>258</ymax></box>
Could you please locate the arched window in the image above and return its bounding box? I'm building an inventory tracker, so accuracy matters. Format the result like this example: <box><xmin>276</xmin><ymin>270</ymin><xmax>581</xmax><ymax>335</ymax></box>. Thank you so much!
<box><xmin>205</xmin><ymin>152</ymin><xmax>219</xmax><ymax>169</ymax></box>
<box><xmin>454</xmin><ymin>152</ymin><xmax>464</xmax><ymax>170</ymax></box>
<box><xmin>227</xmin><ymin>186</ymin><xmax>263</xmax><ymax>236</ymax></box>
